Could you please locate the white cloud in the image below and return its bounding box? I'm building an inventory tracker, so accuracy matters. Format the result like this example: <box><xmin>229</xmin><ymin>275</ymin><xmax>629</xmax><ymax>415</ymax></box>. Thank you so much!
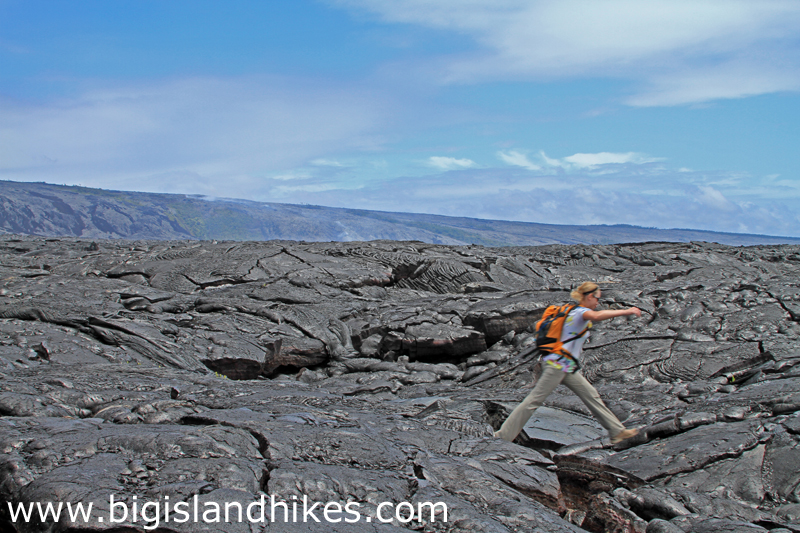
<box><xmin>334</xmin><ymin>0</ymin><xmax>800</xmax><ymax>105</ymax></box>
<box><xmin>428</xmin><ymin>156</ymin><xmax>477</xmax><ymax>170</ymax></box>
<box><xmin>497</xmin><ymin>150</ymin><xmax>541</xmax><ymax>170</ymax></box>
<box><xmin>628</xmin><ymin>57</ymin><xmax>800</xmax><ymax>106</ymax></box>
<box><xmin>270</xmin><ymin>173</ymin><xmax>312</xmax><ymax>181</ymax></box>
<box><xmin>286</xmin><ymin>162</ymin><xmax>800</xmax><ymax>236</ymax></box>
<box><xmin>538</xmin><ymin>151</ymin><xmax>561</xmax><ymax>167</ymax></box>
<box><xmin>696</xmin><ymin>186</ymin><xmax>736</xmax><ymax>211</ymax></box>
<box><xmin>0</xmin><ymin>76</ymin><xmax>387</xmax><ymax>197</ymax></box>
<box><xmin>498</xmin><ymin>150</ymin><xmax>661</xmax><ymax>172</ymax></box>
<box><xmin>311</xmin><ymin>159</ymin><xmax>345</xmax><ymax>167</ymax></box>
<box><xmin>561</xmin><ymin>152</ymin><xmax>661</xmax><ymax>168</ymax></box>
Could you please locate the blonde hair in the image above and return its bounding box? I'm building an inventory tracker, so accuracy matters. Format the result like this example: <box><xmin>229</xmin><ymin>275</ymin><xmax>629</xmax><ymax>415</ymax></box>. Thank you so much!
<box><xmin>571</xmin><ymin>282</ymin><xmax>599</xmax><ymax>302</ymax></box>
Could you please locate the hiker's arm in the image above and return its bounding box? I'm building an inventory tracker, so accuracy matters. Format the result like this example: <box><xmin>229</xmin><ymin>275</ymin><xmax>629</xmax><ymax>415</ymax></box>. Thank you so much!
<box><xmin>583</xmin><ymin>307</ymin><xmax>641</xmax><ymax>322</ymax></box>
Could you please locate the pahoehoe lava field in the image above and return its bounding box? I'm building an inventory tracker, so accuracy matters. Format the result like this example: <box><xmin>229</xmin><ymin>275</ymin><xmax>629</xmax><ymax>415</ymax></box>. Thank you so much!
<box><xmin>2</xmin><ymin>234</ymin><xmax>800</xmax><ymax>532</ymax></box>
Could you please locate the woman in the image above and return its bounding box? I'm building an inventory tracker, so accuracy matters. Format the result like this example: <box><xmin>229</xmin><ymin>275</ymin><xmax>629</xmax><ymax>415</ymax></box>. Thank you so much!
<box><xmin>494</xmin><ymin>282</ymin><xmax>641</xmax><ymax>444</ymax></box>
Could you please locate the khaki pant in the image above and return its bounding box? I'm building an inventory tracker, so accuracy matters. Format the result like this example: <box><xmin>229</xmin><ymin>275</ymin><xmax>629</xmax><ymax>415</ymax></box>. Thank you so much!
<box><xmin>495</xmin><ymin>365</ymin><xmax>625</xmax><ymax>442</ymax></box>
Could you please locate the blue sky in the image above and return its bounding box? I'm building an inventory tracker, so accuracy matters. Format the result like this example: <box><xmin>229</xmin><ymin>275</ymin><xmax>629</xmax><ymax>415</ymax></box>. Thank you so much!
<box><xmin>2</xmin><ymin>0</ymin><xmax>799</xmax><ymax>237</ymax></box>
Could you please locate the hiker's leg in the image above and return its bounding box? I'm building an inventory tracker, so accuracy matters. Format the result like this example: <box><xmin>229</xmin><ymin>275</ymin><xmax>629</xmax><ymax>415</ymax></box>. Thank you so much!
<box><xmin>495</xmin><ymin>366</ymin><xmax>565</xmax><ymax>442</ymax></box>
<box><xmin>562</xmin><ymin>371</ymin><xmax>625</xmax><ymax>437</ymax></box>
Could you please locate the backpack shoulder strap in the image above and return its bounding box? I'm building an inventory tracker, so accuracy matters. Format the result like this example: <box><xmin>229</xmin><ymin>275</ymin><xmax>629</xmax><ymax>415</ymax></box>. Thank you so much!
<box><xmin>558</xmin><ymin>305</ymin><xmax>589</xmax><ymax>345</ymax></box>
<box><xmin>561</xmin><ymin>326</ymin><xmax>589</xmax><ymax>345</ymax></box>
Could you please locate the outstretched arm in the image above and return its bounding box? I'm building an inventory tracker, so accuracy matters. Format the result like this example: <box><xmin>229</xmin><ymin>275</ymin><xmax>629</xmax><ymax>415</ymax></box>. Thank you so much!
<box><xmin>583</xmin><ymin>307</ymin><xmax>641</xmax><ymax>322</ymax></box>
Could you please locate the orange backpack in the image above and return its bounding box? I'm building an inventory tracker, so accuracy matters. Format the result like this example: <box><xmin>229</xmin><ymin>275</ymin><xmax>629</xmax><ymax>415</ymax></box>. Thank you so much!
<box><xmin>533</xmin><ymin>303</ymin><xmax>589</xmax><ymax>365</ymax></box>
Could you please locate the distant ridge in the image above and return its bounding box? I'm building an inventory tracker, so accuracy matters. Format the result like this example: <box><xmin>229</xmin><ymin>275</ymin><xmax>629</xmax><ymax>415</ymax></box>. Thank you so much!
<box><xmin>2</xmin><ymin>180</ymin><xmax>799</xmax><ymax>246</ymax></box>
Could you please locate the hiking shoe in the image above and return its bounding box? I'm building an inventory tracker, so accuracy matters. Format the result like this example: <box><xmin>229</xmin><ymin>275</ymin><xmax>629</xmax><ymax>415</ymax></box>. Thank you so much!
<box><xmin>611</xmin><ymin>428</ymin><xmax>639</xmax><ymax>444</ymax></box>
